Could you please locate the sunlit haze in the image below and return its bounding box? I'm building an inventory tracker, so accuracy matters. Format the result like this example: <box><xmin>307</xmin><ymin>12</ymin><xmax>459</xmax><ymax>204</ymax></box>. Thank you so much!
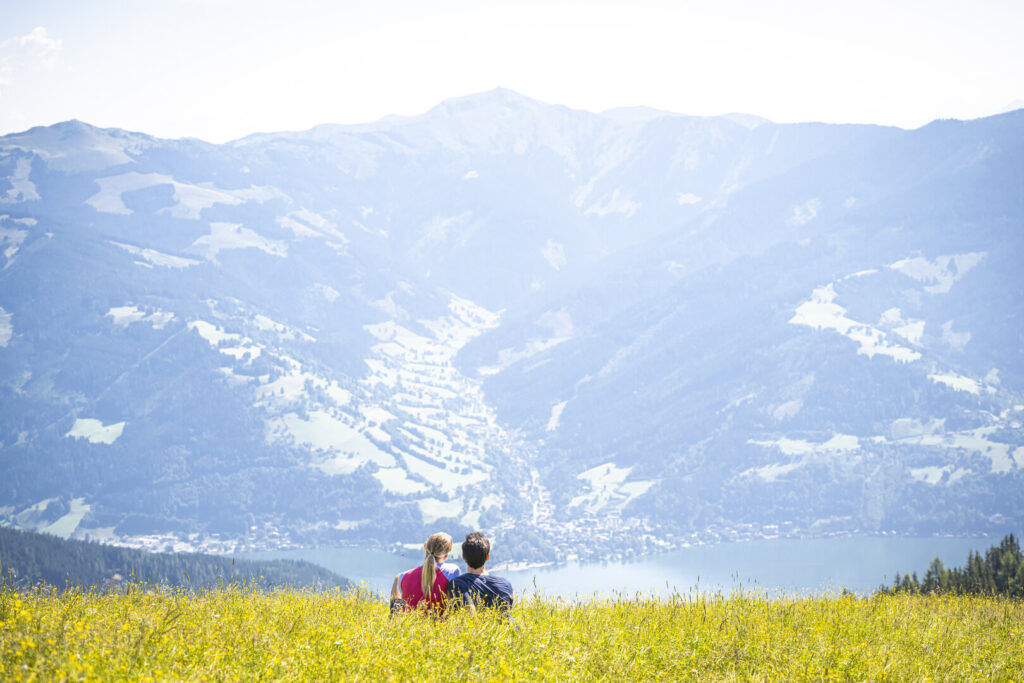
<box><xmin>2</xmin><ymin>1</ymin><xmax>1023</xmax><ymax>142</ymax></box>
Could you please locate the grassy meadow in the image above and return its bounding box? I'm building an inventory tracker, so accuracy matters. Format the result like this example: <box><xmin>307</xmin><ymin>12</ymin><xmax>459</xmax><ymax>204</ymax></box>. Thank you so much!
<box><xmin>1</xmin><ymin>584</ymin><xmax>1022</xmax><ymax>681</ymax></box>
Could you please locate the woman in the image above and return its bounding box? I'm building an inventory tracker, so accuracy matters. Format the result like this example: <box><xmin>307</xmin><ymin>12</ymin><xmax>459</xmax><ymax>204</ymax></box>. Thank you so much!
<box><xmin>389</xmin><ymin>532</ymin><xmax>460</xmax><ymax>613</ymax></box>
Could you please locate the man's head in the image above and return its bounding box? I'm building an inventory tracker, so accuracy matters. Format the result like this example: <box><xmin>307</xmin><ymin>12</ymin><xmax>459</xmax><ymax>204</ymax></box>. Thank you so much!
<box><xmin>461</xmin><ymin>532</ymin><xmax>491</xmax><ymax>570</ymax></box>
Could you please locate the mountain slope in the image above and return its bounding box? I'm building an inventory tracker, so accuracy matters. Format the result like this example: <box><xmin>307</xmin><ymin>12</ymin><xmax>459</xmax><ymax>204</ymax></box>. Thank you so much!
<box><xmin>0</xmin><ymin>92</ymin><xmax>1021</xmax><ymax>562</ymax></box>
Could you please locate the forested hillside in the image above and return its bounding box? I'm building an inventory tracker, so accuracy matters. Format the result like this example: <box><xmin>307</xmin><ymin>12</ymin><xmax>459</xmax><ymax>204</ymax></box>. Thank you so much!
<box><xmin>0</xmin><ymin>527</ymin><xmax>350</xmax><ymax>590</ymax></box>
<box><xmin>2</xmin><ymin>95</ymin><xmax>1023</xmax><ymax>562</ymax></box>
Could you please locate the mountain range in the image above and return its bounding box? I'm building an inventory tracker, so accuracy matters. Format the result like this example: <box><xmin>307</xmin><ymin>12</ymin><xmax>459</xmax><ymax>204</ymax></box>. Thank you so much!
<box><xmin>1</xmin><ymin>88</ymin><xmax>1022</xmax><ymax>563</ymax></box>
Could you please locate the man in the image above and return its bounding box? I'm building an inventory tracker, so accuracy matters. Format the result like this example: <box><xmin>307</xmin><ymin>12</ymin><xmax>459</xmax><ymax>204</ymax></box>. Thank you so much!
<box><xmin>447</xmin><ymin>532</ymin><xmax>513</xmax><ymax>613</ymax></box>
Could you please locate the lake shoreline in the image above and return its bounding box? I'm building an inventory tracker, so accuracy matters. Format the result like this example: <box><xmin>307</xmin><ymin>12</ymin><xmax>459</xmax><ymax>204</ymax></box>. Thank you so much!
<box><xmin>242</xmin><ymin>534</ymin><xmax>996</xmax><ymax>599</ymax></box>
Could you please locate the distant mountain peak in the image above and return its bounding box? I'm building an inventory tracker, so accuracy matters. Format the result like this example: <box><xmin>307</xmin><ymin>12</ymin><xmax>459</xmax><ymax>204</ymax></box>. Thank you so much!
<box><xmin>600</xmin><ymin>106</ymin><xmax>682</xmax><ymax>125</ymax></box>
<box><xmin>430</xmin><ymin>87</ymin><xmax>549</xmax><ymax>115</ymax></box>
<box><xmin>720</xmin><ymin>112</ymin><xmax>771</xmax><ymax>129</ymax></box>
<box><xmin>1</xmin><ymin>119</ymin><xmax>153</xmax><ymax>172</ymax></box>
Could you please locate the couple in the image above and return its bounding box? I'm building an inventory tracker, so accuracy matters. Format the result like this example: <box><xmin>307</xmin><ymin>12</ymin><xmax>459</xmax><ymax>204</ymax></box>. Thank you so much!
<box><xmin>390</xmin><ymin>531</ymin><xmax>512</xmax><ymax>614</ymax></box>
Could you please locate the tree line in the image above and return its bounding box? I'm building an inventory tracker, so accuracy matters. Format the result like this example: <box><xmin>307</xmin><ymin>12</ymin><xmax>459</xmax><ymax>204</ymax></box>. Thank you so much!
<box><xmin>0</xmin><ymin>526</ymin><xmax>351</xmax><ymax>591</ymax></box>
<box><xmin>882</xmin><ymin>533</ymin><xmax>1023</xmax><ymax>597</ymax></box>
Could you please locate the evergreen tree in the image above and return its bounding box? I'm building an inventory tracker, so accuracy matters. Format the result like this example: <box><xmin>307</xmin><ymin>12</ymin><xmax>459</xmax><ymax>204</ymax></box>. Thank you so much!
<box><xmin>880</xmin><ymin>534</ymin><xmax>1024</xmax><ymax>597</ymax></box>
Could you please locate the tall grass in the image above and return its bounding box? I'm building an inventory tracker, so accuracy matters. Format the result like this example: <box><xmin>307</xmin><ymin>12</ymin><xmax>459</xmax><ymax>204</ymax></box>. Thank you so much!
<box><xmin>2</xmin><ymin>583</ymin><xmax>1021</xmax><ymax>681</ymax></box>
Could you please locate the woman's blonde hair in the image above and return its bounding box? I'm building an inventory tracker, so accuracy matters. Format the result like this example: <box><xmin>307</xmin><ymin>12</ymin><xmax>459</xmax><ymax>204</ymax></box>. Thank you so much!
<box><xmin>421</xmin><ymin>532</ymin><xmax>453</xmax><ymax>596</ymax></box>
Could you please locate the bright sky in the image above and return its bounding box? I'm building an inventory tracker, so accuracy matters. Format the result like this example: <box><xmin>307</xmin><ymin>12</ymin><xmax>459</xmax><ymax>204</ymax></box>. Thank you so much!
<box><xmin>2</xmin><ymin>0</ymin><xmax>1022</xmax><ymax>142</ymax></box>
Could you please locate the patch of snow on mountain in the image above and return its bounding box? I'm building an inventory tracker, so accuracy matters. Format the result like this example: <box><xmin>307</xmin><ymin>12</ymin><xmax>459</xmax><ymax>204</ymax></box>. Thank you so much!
<box><xmin>111</xmin><ymin>241</ymin><xmax>200</xmax><ymax>269</ymax></box>
<box><xmin>279</xmin><ymin>209</ymin><xmax>345</xmax><ymax>241</ymax></box>
<box><xmin>106</xmin><ymin>305</ymin><xmax>174</xmax><ymax>329</ymax></box>
<box><xmin>371</xmin><ymin>292</ymin><xmax>408</xmax><ymax>320</ymax></box>
<box><xmin>941</xmin><ymin>320</ymin><xmax>970</xmax><ymax>350</ymax></box>
<box><xmin>772</xmin><ymin>400</ymin><xmax>802</xmax><ymax>421</ymax></box>
<box><xmin>888</xmin><ymin>252</ymin><xmax>985</xmax><ymax>294</ymax></box>
<box><xmin>676</xmin><ymin>192</ymin><xmax>702</xmax><ymax>205</ymax></box>
<box><xmin>0</xmin><ymin>228</ymin><xmax>26</xmax><ymax>258</ymax></box>
<box><xmin>251</xmin><ymin>356</ymin><xmax>350</xmax><ymax>408</ymax></box>
<box><xmin>1</xmin><ymin>158</ymin><xmax>40</xmax><ymax>203</ymax></box>
<box><xmin>788</xmin><ymin>198</ymin><xmax>821</xmax><ymax>226</ymax></box>
<box><xmin>841</xmin><ymin>269</ymin><xmax>878</xmax><ymax>280</ymax></box>
<box><xmin>746</xmin><ymin>462</ymin><xmax>804</xmax><ymax>482</ymax></box>
<box><xmin>417</xmin><ymin>498</ymin><xmax>463</xmax><ymax>525</ymax></box>
<box><xmin>889</xmin><ymin>426</ymin><xmax>1013</xmax><ymax>474</ymax></box>
<box><xmin>910</xmin><ymin>465</ymin><xmax>973</xmax><ymax>486</ymax></box>
<box><xmin>584</xmin><ymin>189</ymin><xmax>640</xmax><ymax>218</ymax></box>
<box><xmin>0</xmin><ymin>217</ymin><xmax>27</xmax><ymax>263</ymax></box>
<box><xmin>790</xmin><ymin>283</ymin><xmax>921</xmax><ymax>363</ymax></box>
<box><xmin>189</xmin><ymin>320</ymin><xmax>240</xmax><ymax>346</ymax></box>
<box><xmin>229</xmin><ymin>186</ymin><xmax>285</xmax><ymax>203</ymax></box>
<box><xmin>373</xmin><ymin>467</ymin><xmax>427</xmax><ymax>494</ymax></box>
<box><xmin>569</xmin><ymin>463</ymin><xmax>657</xmax><ymax>513</ymax></box>
<box><xmin>879</xmin><ymin>308</ymin><xmax>925</xmax><ymax>344</ymax></box>
<box><xmin>462</xmin><ymin>170</ymin><xmax>479</xmax><ymax>179</ymax></box>
<box><xmin>277</xmin><ymin>215</ymin><xmax>320</xmax><ymax>237</ymax></box>
<box><xmin>87</xmin><ymin>172</ymin><xmax>281</xmax><ymax>219</ymax></box>
<box><xmin>402</xmin><ymin>453</ymin><xmax>489</xmax><ymax>492</ymax></box>
<box><xmin>1</xmin><ymin>215</ymin><xmax>35</xmax><ymax>226</ymax></box>
<box><xmin>750</xmin><ymin>434</ymin><xmax>860</xmax><ymax>456</ymax></box>
<box><xmin>948</xmin><ymin>469</ymin><xmax>971</xmax><ymax>484</ymax></box>
<box><xmin>893</xmin><ymin>321</ymin><xmax>925</xmax><ymax>345</ymax></box>
<box><xmin>66</xmin><ymin>418</ymin><xmax>125</xmax><ymax>444</ymax></box>
<box><xmin>312</xmin><ymin>283</ymin><xmax>340</xmax><ymax>302</ymax></box>
<box><xmin>39</xmin><ymin>497</ymin><xmax>91</xmax><ymax>539</ymax></box>
<box><xmin>359</xmin><ymin>405</ymin><xmax>396</xmax><ymax>425</ymax></box>
<box><xmin>268</xmin><ymin>410</ymin><xmax>395</xmax><ymax>474</ymax></box>
<box><xmin>541</xmin><ymin>239</ymin><xmax>566</xmax><ymax>270</ymax></box>
<box><xmin>192</xmin><ymin>222</ymin><xmax>287</xmax><ymax>261</ymax></box>
<box><xmin>928</xmin><ymin>372</ymin><xmax>980</xmax><ymax>394</ymax></box>
<box><xmin>477</xmin><ymin>343</ymin><xmax>563</xmax><ymax>375</ymax></box>
<box><xmin>750</xmin><ymin>437</ymin><xmax>815</xmax><ymax>456</ymax></box>
<box><xmin>910</xmin><ymin>465</ymin><xmax>953</xmax><ymax>485</ymax></box>
<box><xmin>253</xmin><ymin>314</ymin><xmax>315</xmax><ymax>342</ymax></box>
<box><xmin>0</xmin><ymin>307</ymin><xmax>11</xmax><ymax>346</ymax></box>
<box><xmin>546</xmin><ymin>401</ymin><xmax>568</xmax><ymax>432</ymax></box>
<box><xmin>87</xmin><ymin>172</ymin><xmax>238</xmax><ymax>217</ymax></box>
<box><xmin>359</xmin><ymin>293</ymin><xmax>510</xmax><ymax>503</ymax></box>
<box><xmin>188</xmin><ymin>320</ymin><xmax>262</xmax><ymax>362</ymax></box>
<box><xmin>746</xmin><ymin>434</ymin><xmax>860</xmax><ymax>481</ymax></box>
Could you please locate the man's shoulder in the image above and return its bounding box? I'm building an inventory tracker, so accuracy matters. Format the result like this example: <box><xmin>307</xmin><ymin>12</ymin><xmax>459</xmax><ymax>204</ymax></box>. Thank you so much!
<box><xmin>451</xmin><ymin>573</ymin><xmax>512</xmax><ymax>591</ymax></box>
<box><xmin>485</xmin><ymin>575</ymin><xmax>513</xmax><ymax>592</ymax></box>
<box><xmin>450</xmin><ymin>573</ymin><xmax>476</xmax><ymax>589</ymax></box>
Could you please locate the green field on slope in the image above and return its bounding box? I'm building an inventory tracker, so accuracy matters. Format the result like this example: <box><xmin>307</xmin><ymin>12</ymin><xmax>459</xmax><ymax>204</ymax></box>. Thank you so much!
<box><xmin>2</xmin><ymin>586</ymin><xmax>1022</xmax><ymax>681</ymax></box>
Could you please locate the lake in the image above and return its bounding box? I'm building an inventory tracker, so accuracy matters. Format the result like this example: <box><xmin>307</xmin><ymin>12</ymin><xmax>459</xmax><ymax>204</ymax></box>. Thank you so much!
<box><xmin>245</xmin><ymin>535</ymin><xmax>993</xmax><ymax>599</ymax></box>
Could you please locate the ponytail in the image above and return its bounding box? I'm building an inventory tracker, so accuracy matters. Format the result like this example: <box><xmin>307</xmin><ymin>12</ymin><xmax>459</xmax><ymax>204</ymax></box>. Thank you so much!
<box><xmin>420</xmin><ymin>532</ymin><xmax>454</xmax><ymax>596</ymax></box>
<box><xmin>421</xmin><ymin>553</ymin><xmax>438</xmax><ymax>596</ymax></box>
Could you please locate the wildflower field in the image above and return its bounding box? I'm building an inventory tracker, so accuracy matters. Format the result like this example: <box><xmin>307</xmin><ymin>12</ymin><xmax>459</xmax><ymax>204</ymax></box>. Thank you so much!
<box><xmin>1</xmin><ymin>585</ymin><xmax>1022</xmax><ymax>681</ymax></box>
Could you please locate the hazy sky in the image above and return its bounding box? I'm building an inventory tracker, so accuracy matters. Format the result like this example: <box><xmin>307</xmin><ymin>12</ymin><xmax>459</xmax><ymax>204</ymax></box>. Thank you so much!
<box><xmin>2</xmin><ymin>0</ymin><xmax>1022</xmax><ymax>142</ymax></box>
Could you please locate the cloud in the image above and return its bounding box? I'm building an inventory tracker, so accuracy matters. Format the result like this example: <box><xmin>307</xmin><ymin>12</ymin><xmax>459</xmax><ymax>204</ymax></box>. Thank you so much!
<box><xmin>0</xmin><ymin>27</ymin><xmax>62</xmax><ymax>89</ymax></box>
<box><xmin>15</xmin><ymin>27</ymin><xmax>62</xmax><ymax>65</ymax></box>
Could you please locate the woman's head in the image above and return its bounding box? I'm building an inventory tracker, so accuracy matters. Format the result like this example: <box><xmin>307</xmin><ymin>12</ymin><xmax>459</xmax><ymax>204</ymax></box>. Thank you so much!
<box><xmin>424</xmin><ymin>532</ymin><xmax>453</xmax><ymax>560</ymax></box>
<box><xmin>421</xmin><ymin>532</ymin><xmax>453</xmax><ymax>596</ymax></box>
